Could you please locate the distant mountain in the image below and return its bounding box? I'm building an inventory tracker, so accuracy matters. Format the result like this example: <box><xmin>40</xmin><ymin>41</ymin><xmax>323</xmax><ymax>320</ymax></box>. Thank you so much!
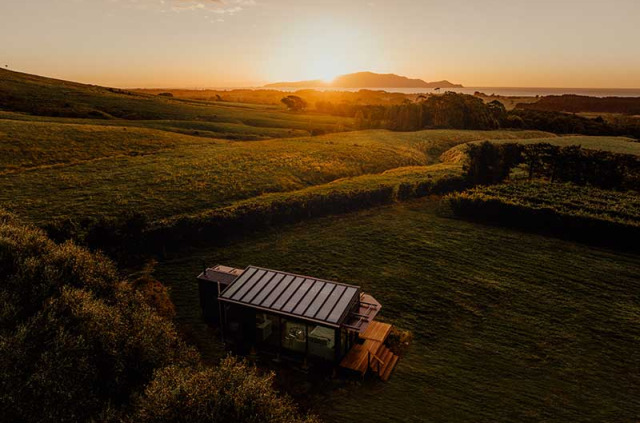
<box><xmin>265</xmin><ymin>72</ymin><xmax>463</xmax><ymax>89</ymax></box>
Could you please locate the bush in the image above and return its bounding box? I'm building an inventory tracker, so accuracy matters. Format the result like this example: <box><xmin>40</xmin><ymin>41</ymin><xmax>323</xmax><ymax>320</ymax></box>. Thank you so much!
<box><xmin>0</xmin><ymin>213</ymin><xmax>312</xmax><ymax>423</ymax></box>
<box><xmin>132</xmin><ymin>261</ymin><xmax>177</xmax><ymax>319</ymax></box>
<box><xmin>134</xmin><ymin>357</ymin><xmax>318</xmax><ymax>423</ymax></box>
<box><xmin>41</xmin><ymin>167</ymin><xmax>467</xmax><ymax>256</ymax></box>
<box><xmin>281</xmin><ymin>96</ymin><xmax>307</xmax><ymax>112</ymax></box>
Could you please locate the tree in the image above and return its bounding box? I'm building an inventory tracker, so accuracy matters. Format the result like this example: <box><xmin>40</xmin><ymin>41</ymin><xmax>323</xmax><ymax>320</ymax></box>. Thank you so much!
<box><xmin>134</xmin><ymin>358</ymin><xmax>319</xmax><ymax>423</ymax></box>
<box><xmin>281</xmin><ymin>95</ymin><xmax>307</xmax><ymax>112</ymax></box>
<box><xmin>464</xmin><ymin>142</ymin><xmax>523</xmax><ymax>185</ymax></box>
<box><xmin>0</xmin><ymin>212</ymin><xmax>313</xmax><ymax>423</ymax></box>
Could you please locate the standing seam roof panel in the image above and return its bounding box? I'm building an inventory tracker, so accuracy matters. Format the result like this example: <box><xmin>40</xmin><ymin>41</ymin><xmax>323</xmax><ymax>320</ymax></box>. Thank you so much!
<box><xmin>303</xmin><ymin>283</ymin><xmax>336</xmax><ymax>318</ymax></box>
<box><xmin>315</xmin><ymin>285</ymin><xmax>347</xmax><ymax>321</ymax></box>
<box><xmin>272</xmin><ymin>277</ymin><xmax>305</xmax><ymax>310</ymax></box>
<box><xmin>220</xmin><ymin>267</ymin><xmax>257</xmax><ymax>299</ymax></box>
<box><xmin>231</xmin><ymin>269</ymin><xmax>267</xmax><ymax>301</ymax></box>
<box><xmin>219</xmin><ymin>266</ymin><xmax>360</xmax><ymax>326</ymax></box>
<box><xmin>327</xmin><ymin>286</ymin><xmax>358</xmax><ymax>323</ymax></box>
<box><xmin>242</xmin><ymin>271</ymin><xmax>279</xmax><ymax>304</ymax></box>
<box><xmin>293</xmin><ymin>281</ymin><xmax>326</xmax><ymax>315</ymax></box>
<box><xmin>261</xmin><ymin>274</ymin><xmax>295</xmax><ymax>308</ymax></box>
<box><xmin>281</xmin><ymin>278</ymin><xmax>314</xmax><ymax>313</ymax></box>
<box><xmin>251</xmin><ymin>273</ymin><xmax>285</xmax><ymax>306</ymax></box>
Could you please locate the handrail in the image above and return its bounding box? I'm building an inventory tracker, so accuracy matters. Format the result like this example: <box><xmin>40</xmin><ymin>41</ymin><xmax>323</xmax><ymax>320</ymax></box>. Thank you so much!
<box><xmin>371</xmin><ymin>353</ymin><xmax>384</xmax><ymax>366</ymax></box>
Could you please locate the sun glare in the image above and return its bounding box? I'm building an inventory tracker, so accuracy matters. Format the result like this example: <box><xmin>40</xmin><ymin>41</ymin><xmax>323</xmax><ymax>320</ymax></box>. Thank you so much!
<box><xmin>266</xmin><ymin>19</ymin><xmax>368</xmax><ymax>84</ymax></box>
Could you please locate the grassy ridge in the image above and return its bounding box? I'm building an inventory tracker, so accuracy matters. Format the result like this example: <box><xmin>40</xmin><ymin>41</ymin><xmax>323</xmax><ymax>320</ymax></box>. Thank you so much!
<box><xmin>142</xmin><ymin>164</ymin><xmax>467</xmax><ymax>250</ymax></box>
<box><xmin>0</xmin><ymin>69</ymin><xmax>352</xmax><ymax>134</ymax></box>
<box><xmin>0</xmin><ymin>111</ymin><xmax>312</xmax><ymax>141</ymax></box>
<box><xmin>155</xmin><ymin>199</ymin><xmax>640</xmax><ymax>423</ymax></box>
<box><xmin>0</xmin><ymin>128</ymin><xmax>548</xmax><ymax>224</ymax></box>
<box><xmin>0</xmin><ymin>118</ymin><xmax>212</xmax><ymax>172</ymax></box>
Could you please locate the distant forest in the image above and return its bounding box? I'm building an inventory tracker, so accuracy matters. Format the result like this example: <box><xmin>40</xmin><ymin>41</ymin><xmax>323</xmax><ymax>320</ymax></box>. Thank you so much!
<box><xmin>517</xmin><ymin>94</ymin><xmax>640</xmax><ymax>115</ymax></box>
<box><xmin>340</xmin><ymin>93</ymin><xmax>640</xmax><ymax>139</ymax></box>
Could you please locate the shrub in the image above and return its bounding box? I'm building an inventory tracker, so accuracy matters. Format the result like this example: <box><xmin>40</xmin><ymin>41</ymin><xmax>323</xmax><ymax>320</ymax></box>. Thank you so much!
<box><xmin>0</xmin><ymin>213</ymin><xmax>312</xmax><ymax>423</ymax></box>
<box><xmin>134</xmin><ymin>357</ymin><xmax>318</xmax><ymax>423</ymax></box>
<box><xmin>281</xmin><ymin>96</ymin><xmax>307</xmax><ymax>112</ymax></box>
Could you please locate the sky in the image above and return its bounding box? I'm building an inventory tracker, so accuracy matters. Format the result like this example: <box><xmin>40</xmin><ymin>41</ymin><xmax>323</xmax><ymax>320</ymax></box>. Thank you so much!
<box><xmin>1</xmin><ymin>0</ymin><xmax>639</xmax><ymax>88</ymax></box>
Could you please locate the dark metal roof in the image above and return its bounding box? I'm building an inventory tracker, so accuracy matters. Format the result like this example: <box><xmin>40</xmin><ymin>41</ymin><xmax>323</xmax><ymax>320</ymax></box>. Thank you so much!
<box><xmin>218</xmin><ymin>266</ymin><xmax>360</xmax><ymax>327</ymax></box>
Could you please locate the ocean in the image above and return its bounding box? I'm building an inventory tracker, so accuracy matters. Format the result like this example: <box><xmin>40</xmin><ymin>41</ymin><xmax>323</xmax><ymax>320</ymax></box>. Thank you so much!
<box><xmin>228</xmin><ymin>86</ymin><xmax>640</xmax><ymax>98</ymax></box>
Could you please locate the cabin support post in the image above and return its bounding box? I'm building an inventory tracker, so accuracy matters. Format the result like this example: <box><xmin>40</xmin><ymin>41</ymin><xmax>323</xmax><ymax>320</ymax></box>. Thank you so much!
<box><xmin>218</xmin><ymin>282</ymin><xmax>225</xmax><ymax>344</ymax></box>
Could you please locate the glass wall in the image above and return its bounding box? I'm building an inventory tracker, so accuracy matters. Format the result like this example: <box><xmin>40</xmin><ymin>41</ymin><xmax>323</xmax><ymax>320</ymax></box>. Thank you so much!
<box><xmin>308</xmin><ymin>325</ymin><xmax>335</xmax><ymax>360</ymax></box>
<box><xmin>281</xmin><ymin>318</ymin><xmax>307</xmax><ymax>353</ymax></box>
<box><xmin>255</xmin><ymin>312</ymin><xmax>280</xmax><ymax>349</ymax></box>
<box><xmin>252</xmin><ymin>313</ymin><xmax>339</xmax><ymax>361</ymax></box>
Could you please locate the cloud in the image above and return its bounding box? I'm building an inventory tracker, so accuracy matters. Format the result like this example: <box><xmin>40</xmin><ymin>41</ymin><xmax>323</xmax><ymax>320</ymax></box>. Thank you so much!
<box><xmin>169</xmin><ymin>0</ymin><xmax>255</xmax><ymax>13</ymax></box>
<box><xmin>109</xmin><ymin>0</ymin><xmax>256</xmax><ymax>16</ymax></box>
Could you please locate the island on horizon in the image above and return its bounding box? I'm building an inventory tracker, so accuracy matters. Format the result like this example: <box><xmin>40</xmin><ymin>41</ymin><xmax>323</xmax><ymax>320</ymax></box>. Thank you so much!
<box><xmin>265</xmin><ymin>71</ymin><xmax>463</xmax><ymax>89</ymax></box>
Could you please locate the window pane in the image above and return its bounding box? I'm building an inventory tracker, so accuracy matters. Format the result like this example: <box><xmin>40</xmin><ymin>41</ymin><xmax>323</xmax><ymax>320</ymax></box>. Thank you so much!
<box><xmin>281</xmin><ymin>318</ymin><xmax>306</xmax><ymax>353</ymax></box>
<box><xmin>308</xmin><ymin>325</ymin><xmax>335</xmax><ymax>360</ymax></box>
<box><xmin>255</xmin><ymin>313</ymin><xmax>279</xmax><ymax>348</ymax></box>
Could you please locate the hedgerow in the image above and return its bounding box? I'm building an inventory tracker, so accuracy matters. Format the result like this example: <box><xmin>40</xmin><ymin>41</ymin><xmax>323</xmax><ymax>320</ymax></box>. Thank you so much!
<box><xmin>444</xmin><ymin>181</ymin><xmax>640</xmax><ymax>249</ymax></box>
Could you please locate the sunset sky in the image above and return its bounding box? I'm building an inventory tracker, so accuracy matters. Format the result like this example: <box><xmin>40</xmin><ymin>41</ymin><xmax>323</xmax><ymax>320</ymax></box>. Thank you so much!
<box><xmin>1</xmin><ymin>0</ymin><xmax>639</xmax><ymax>88</ymax></box>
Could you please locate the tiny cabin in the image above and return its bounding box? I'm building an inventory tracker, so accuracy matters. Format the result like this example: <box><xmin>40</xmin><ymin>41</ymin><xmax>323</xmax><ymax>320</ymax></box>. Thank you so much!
<box><xmin>197</xmin><ymin>265</ymin><xmax>399</xmax><ymax>380</ymax></box>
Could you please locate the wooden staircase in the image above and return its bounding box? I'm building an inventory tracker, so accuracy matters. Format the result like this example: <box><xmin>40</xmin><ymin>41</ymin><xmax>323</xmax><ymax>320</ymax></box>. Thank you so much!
<box><xmin>369</xmin><ymin>343</ymin><xmax>400</xmax><ymax>382</ymax></box>
<box><xmin>339</xmin><ymin>321</ymin><xmax>400</xmax><ymax>381</ymax></box>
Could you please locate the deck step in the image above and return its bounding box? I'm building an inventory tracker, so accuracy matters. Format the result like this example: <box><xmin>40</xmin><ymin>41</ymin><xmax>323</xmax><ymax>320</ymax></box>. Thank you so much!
<box><xmin>376</xmin><ymin>349</ymin><xmax>392</xmax><ymax>374</ymax></box>
<box><xmin>375</xmin><ymin>342</ymin><xmax>390</xmax><ymax>358</ymax></box>
<box><xmin>380</xmin><ymin>354</ymin><xmax>399</xmax><ymax>381</ymax></box>
<box><xmin>339</xmin><ymin>321</ymin><xmax>399</xmax><ymax>381</ymax></box>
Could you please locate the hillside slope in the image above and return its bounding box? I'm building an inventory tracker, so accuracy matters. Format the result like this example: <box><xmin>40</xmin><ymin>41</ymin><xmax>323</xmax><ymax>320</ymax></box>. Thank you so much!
<box><xmin>0</xmin><ymin>127</ymin><xmax>549</xmax><ymax>224</ymax></box>
<box><xmin>0</xmin><ymin>69</ymin><xmax>352</xmax><ymax>136</ymax></box>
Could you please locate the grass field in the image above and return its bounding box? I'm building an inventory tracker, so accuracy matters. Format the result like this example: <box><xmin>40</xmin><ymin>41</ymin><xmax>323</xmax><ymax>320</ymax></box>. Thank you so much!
<box><xmin>0</xmin><ymin>124</ymin><xmax>549</xmax><ymax>225</ymax></box>
<box><xmin>155</xmin><ymin>199</ymin><xmax>640</xmax><ymax>423</ymax></box>
<box><xmin>0</xmin><ymin>110</ymin><xmax>313</xmax><ymax>142</ymax></box>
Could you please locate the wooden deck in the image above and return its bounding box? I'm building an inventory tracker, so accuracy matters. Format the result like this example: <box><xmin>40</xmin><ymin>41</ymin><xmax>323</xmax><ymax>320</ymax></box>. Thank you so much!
<box><xmin>361</xmin><ymin>319</ymin><xmax>392</xmax><ymax>342</ymax></box>
<box><xmin>339</xmin><ymin>321</ymin><xmax>399</xmax><ymax>381</ymax></box>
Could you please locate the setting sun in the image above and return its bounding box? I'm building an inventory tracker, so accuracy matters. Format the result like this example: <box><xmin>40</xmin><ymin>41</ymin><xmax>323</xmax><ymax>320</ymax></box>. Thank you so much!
<box><xmin>263</xmin><ymin>17</ymin><xmax>376</xmax><ymax>84</ymax></box>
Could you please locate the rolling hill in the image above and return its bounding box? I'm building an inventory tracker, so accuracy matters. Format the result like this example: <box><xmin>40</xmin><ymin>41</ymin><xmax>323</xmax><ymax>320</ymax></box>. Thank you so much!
<box><xmin>0</xmin><ymin>68</ymin><xmax>352</xmax><ymax>138</ymax></box>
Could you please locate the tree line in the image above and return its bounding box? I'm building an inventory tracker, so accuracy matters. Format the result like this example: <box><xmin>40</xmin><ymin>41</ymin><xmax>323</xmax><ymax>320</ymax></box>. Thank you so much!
<box><xmin>313</xmin><ymin>92</ymin><xmax>640</xmax><ymax>139</ymax></box>
<box><xmin>464</xmin><ymin>141</ymin><xmax>640</xmax><ymax>191</ymax></box>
